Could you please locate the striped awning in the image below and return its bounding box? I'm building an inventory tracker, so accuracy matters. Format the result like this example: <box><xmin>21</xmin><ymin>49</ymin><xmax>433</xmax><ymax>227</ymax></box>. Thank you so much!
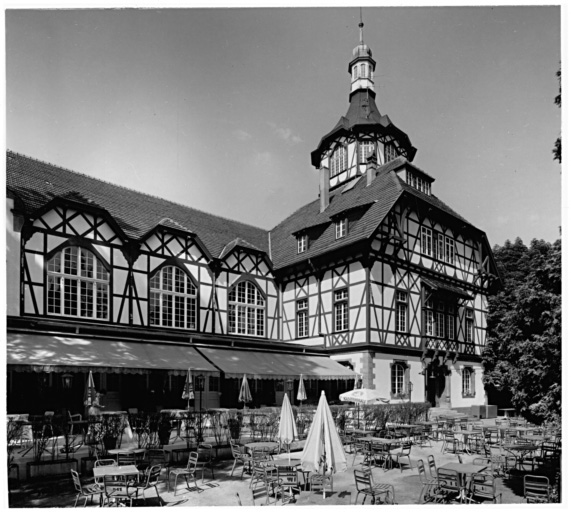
<box><xmin>7</xmin><ymin>333</ymin><xmax>219</xmax><ymax>376</ymax></box>
<box><xmin>196</xmin><ymin>346</ymin><xmax>356</xmax><ymax>380</ymax></box>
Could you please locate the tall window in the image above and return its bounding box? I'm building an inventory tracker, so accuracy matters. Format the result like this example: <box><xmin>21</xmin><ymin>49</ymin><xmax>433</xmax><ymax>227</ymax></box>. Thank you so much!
<box><xmin>435</xmin><ymin>302</ymin><xmax>445</xmax><ymax>338</ymax></box>
<box><xmin>384</xmin><ymin>142</ymin><xmax>398</xmax><ymax>163</ymax></box>
<box><xmin>331</xmin><ymin>144</ymin><xmax>347</xmax><ymax>177</ymax></box>
<box><xmin>437</xmin><ymin>233</ymin><xmax>445</xmax><ymax>261</ymax></box>
<box><xmin>391</xmin><ymin>362</ymin><xmax>406</xmax><ymax>396</ymax></box>
<box><xmin>462</xmin><ymin>367</ymin><xmax>475</xmax><ymax>397</ymax></box>
<box><xmin>335</xmin><ymin>218</ymin><xmax>348</xmax><ymax>239</ymax></box>
<box><xmin>296</xmin><ymin>298</ymin><xmax>308</xmax><ymax>338</ymax></box>
<box><xmin>297</xmin><ymin>234</ymin><xmax>308</xmax><ymax>254</ymax></box>
<box><xmin>421</xmin><ymin>226</ymin><xmax>433</xmax><ymax>257</ymax></box>
<box><xmin>334</xmin><ymin>288</ymin><xmax>348</xmax><ymax>332</ymax></box>
<box><xmin>445</xmin><ymin>237</ymin><xmax>455</xmax><ymax>264</ymax></box>
<box><xmin>465</xmin><ymin>309</ymin><xmax>474</xmax><ymax>343</ymax></box>
<box><xmin>424</xmin><ymin>299</ymin><xmax>434</xmax><ymax>336</ymax></box>
<box><xmin>359</xmin><ymin>140</ymin><xmax>376</xmax><ymax>163</ymax></box>
<box><xmin>396</xmin><ymin>291</ymin><xmax>408</xmax><ymax>333</ymax></box>
<box><xmin>447</xmin><ymin>304</ymin><xmax>455</xmax><ymax>340</ymax></box>
<box><xmin>149</xmin><ymin>266</ymin><xmax>197</xmax><ymax>329</ymax></box>
<box><xmin>47</xmin><ymin>246</ymin><xmax>109</xmax><ymax>319</ymax></box>
<box><xmin>228</xmin><ymin>281</ymin><xmax>265</xmax><ymax>337</ymax></box>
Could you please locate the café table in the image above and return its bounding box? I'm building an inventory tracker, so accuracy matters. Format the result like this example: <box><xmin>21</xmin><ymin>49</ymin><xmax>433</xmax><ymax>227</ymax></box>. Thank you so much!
<box><xmin>245</xmin><ymin>441</ymin><xmax>279</xmax><ymax>453</ymax></box>
<box><xmin>348</xmin><ymin>428</ymin><xmax>375</xmax><ymax>437</ymax></box>
<box><xmin>521</xmin><ymin>434</ymin><xmax>548</xmax><ymax>444</ymax></box>
<box><xmin>503</xmin><ymin>443</ymin><xmax>537</xmax><ymax>471</ymax></box>
<box><xmin>294</xmin><ymin>490</ymin><xmax>353</xmax><ymax>506</ymax></box>
<box><xmin>440</xmin><ymin>462</ymin><xmax>490</xmax><ymax>502</ymax></box>
<box><xmin>93</xmin><ymin>464</ymin><xmax>140</xmax><ymax>480</ymax></box>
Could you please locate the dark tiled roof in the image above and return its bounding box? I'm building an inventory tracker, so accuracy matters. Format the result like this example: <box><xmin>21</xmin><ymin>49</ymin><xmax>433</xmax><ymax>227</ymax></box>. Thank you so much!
<box><xmin>422</xmin><ymin>277</ymin><xmax>473</xmax><ymax>300</ymax></box>
<box><xmin>311</xmin><ymin>90</ymin><xmax>417</xmax><ymax>167</ymax></box>
<box><xmin>270</xmin><ymin>156</ymin><xmax>479</xmax><ymax>271</ymax></box>
<box><xmin>6</xmin><ymin>151</ymin><xmax>269</xmax><ymax>258</ymax></box>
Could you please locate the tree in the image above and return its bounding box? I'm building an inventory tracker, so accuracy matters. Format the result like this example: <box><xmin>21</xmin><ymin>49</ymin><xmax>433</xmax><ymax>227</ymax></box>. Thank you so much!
<box><xmin>553</xmin><ymin>67</ymin><xmax>561</xmax><ymax>163</ymax></box>
<box><xmin>482</xmin><ymin>238</ymin><xmax>561</xmax><ymax>424</ymax></box>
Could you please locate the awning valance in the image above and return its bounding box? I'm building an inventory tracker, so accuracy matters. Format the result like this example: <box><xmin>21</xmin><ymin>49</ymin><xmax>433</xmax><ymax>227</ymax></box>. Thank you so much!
<box><xmin>196</xmin><ymin>346</ymin><xmax>356</xmax><ymax>380</ymax></box>
<box><xmin>422</xmin><ymin>277</ymin><xmax>473</xmax><ymax>301</ymax></box>
<box><xmin>7</xmin><ymin>333</ymin><xmax>219</xmax><ymax>377</ymax></box>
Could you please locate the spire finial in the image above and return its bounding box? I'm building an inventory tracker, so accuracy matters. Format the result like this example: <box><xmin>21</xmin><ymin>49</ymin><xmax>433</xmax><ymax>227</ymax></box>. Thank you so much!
<box><xmin>359</xmin><ymin>8</ymin><xmax>364</xmax><ymax>44</ymax></box>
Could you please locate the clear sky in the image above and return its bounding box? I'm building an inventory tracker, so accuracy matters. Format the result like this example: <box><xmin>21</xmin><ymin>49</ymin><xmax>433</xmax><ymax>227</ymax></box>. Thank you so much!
<box><xmin>6</xmin><ymin>5</ymin><xmax>562</xmax><ymax>247</ymax></box>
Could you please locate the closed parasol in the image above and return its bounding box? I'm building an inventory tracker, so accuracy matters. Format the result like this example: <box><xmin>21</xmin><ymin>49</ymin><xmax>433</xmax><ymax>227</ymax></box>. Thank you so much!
<box><xmin>277</xmin><ymin>393</ymin><xmax>298</xmax><ymax>461</ymax></box>
<box><xmin>300</xmin><ymin>391</ymin><xmax>347</xmax><ymax>498</ymax></box>
<box><xmin>182</xmin><ymin>368</ymin><xmax>194</xmax><ymax>410</ymax></box>
<box><xmin>238</xmin><ymin>374</ymin><xmax>252</xmax><ymax>408</ymax></box>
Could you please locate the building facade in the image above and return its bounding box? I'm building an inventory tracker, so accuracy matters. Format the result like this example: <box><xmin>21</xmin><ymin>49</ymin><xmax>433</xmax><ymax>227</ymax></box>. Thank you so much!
<box><xmin>6</xmin><ymin>27</ymin><xmax>498</xmax><ymax>415</ymax></box>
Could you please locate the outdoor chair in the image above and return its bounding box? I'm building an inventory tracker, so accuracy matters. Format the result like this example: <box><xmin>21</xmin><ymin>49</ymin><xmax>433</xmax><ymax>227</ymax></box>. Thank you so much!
<box><xmin>371</xmin><ymin>442</ymin><xmax>391</xmax><ymax>470</ymax></box>
<box><xmin>524</xmin><ymin>475</ymin><xmax>551</xmax><ymax>504</ymax></box>
<box><xmin>309</xmin><ymin>472</ymin><xmax>333</xmax><ymax>493</ymax></box>
<box><xmin>134</xmin><ymin>464</ymin><xmax>163</xmax><ymax>506</ymax></box>
<box><xmin>465</xmin><ymin>433</ymin><xmax>483</xmax><ymax>455</ymax></box>
<box><xmin>139</xmin><ymin>448</ymin><xmax>168</xmax><ymax>473</ymax></box>
<box><xmin>416</xmin><ymin>425</ymin><xmax>433</xmax><ymax>448</ymax></box>
<box><xmin>117</xmin><ymin>451</ymin><xmax>137</xmax><ymax>467</ymax></box>
<box><xmin>389</xmin><ymin>441</ymin><xmax>412</xmax><ymax>472</ymax></box>
<box><xmin>466</xmin><ymin>471</ymin><xmax>502</xmax><ymax>504</ymax></box>
<box><xmin>435</xmin><ymin>421</ymin><xmax>446</xmax><ymax>441</ymax></box>
<box><xmin>71</xmin><ymin>469</ymin><xmax>103</xmax><ymax>508</ymax></box>
<box><xmin>484</xmin><ymin>443</ymin><xmax>509</xmax><ymax>477</ymax></box>
<box><xmin>276</xmin><ymin>467</ymin><xmax>301</xmax><ymax>504</ymax></box>
<box><xmin>68</xmin><ymin>411</ymin><xmax>83</xmax><ymax>435</ymax></box>
<box><xmin>250</xmin><ymin>465</ymin><xmax>280</xmax><ymax>505</ymax></box>
<box><xmin>432</xmin><ymin>467</ymin><xmax>462</xmax><ymax>504</ymax></box>
<box><xmin>93</xmin><ymin>459</ymin><xmax>118</xmax><ymax>486</ymax></box>
<box><xmin>167</xmin><ymin>451</ymin><xmax>200</xmax><ymax>497</ymax></box>
<box><xmin>416</xmin><ymin>460</ymin><xmax>438</xmax><ymax>504</ymax></box>
<box><xmin>353</xmin><ymin>469</ymin><xmax>395</xmax><ymax>505</ymax></box>
<box><xmin>441</xmin><ymin>431</ymin><xmax>461</xmax><ymax>454</ymax></box>
<box><xmin>102</xmin><ymin>474</ymin><xmax>138</xmax><ymax>507</ymax></box>
<box><xmin>352</xmin><ymin>438</ymin><xmax>373</xmax><ymax>467</ymax></box>
<box><xmin>427</xmin><ymin>454</ymin><xmax>438</xmax><ymax>478</ymax></box>
<box><xmin>197</xmin><ymin>443</ymin><xmax>215</xmax><ymax>481</ymax></box>
<box><xmin>230</xmin><ymin>441</ymin><xmax>252</xmax><ymax>478</ymax></box>
<box><xmin>483</xmin><ymin>428</ymin><xmax>500</xmax><ymax>446</ymax></box>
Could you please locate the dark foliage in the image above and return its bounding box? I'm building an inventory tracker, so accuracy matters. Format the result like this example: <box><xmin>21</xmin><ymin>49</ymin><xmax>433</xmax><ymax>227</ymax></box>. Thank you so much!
<box><xmin>482</xmin><ymin>238</ymin><xmax>561</xmax><ymax>423</ymax></box>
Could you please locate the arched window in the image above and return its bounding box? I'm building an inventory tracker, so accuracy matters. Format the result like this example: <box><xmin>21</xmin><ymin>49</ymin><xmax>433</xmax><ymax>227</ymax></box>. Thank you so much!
<box><xmin>149</xmin><ymin>266</ymin><xmax>197</xmax><ymax>329</ymax></box>
<box><xmin>228</xmin><ymin>281</ymin><xmax>265</xmax><ymax>337</ymax></box>
<box><xmin>353</xmin><ymin>66</ymin><xmax>358</xmax><ymax>80</ymax></box>
<box><xmin>47</xmin><ymin>246</ymin><xmax>109</xmax><ymax>319</ymax></box>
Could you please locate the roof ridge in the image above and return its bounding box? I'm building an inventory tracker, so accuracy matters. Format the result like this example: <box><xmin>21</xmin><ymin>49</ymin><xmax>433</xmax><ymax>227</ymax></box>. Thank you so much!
<box><xmin>7</xmin><ymin>149</ymin><xmax>269</xmax><ymax>235</ymax></box>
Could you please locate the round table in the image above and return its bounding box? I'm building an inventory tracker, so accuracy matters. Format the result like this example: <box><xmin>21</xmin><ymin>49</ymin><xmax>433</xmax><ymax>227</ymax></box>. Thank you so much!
<box><xmin>107</xmin><ymin>447</ymin><xmax>146</xmax><ymax>455</ymax></box>
<box><xmin>271</xmin><ymin>458</ymin><xmax>301</xmax><ymax>467</ymax></box>
<box><xmin>245</xmin><ymin>441</ymin><xmax>279</xmax><ymax>452</ymax></box>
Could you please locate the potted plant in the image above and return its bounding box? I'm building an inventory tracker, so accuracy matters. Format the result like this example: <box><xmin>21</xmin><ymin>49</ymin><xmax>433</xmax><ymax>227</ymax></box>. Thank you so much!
<box><xmin>101</xmin><ymin>414</ymin><xmax>124</xmax><ymax>450</ymax></box>
<box><xmin>228</xmin><ymin>412</ymin><xmax>242</xmax><ymax>441</ymax></box>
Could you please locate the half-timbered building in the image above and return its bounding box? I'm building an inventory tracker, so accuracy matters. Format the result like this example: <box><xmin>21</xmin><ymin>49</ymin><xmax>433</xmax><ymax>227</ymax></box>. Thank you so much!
<box><xmin>6</xmin><ymin>26</ymin><xmax>498</xmax><ymax>415</ymax></box>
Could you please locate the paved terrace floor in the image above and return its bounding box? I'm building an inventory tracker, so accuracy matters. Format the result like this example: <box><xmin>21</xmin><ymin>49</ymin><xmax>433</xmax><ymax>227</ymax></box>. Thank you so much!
<box><xmin>8</xmin><ymin>422</ymin><xmax>556</xmax><ymax>507</ymax></box>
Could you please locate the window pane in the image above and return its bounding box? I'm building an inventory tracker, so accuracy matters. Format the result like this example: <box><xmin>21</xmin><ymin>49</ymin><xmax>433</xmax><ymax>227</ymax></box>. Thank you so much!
<box><xmin>174</xmin><ymin>268</ymin><xmax>185</xmax><ymax>294</ymax></box>
<box><xmin>237</xmin><ymin>305</ymin><xmax>246</xmax><ymax>334</ymax></box>
<box><xmin>186</xmin><ymin>297</ymin><xmax>196</xmax><ymax>329</ymax></box>
<box><xmin>228</xmin><ymin>304</ymin><xmax>236</xmax><ymax>333</ymax></box>
<box><xmin>174</xmin><ymin>295</ymin><xmax>185</xmax><ymax>328</ymax></box>
<box><xmin>163</xmin><ymin>266</ymin><xmax>173</xmax><ymax>292</ymax></box>
<box><xmin>162</xmin><ymin>294</ymin><xmax>172</xmax><ymax>326</ymax></box>
<box><xmin>150</xmin><ymin>273</ymin><xmax>160</xmax><ymax>290</ymax></box>
<box><xmin>256</xmin><ymin>308</ymin><xmax>264</xmax><ymax>336</ymax></box>
<box><xmin>64</xmin><ymin>278</ymin><xmax>77</xmax><ymax>316</ymax></box>
<box><xmin>96</xmin><ymin>283</ymin><xmax>108</xmax><ymax>319</ymax></box>
<box><xmin>80</xmin><ymin>249</ymin><xmax>94</xmax><ymax>278</ymax></box>
<box><xmin>47</xmin><ymin>275</ymin><xmax>61</xmax><ymax>314</ymax></box>
<box><xmin>80</xmin><ymin>280</ymin><xmax>93</xmax><ymax>317</ymax></box>
<box><xmin>63</xmin><ymin>247</ymin><xmax>78</xmax><ymax>275</ymax></box>
<box><xmin>47</xmin><ymin>253</ymin><xmax>61</xmax><ymax>274</ymax></box>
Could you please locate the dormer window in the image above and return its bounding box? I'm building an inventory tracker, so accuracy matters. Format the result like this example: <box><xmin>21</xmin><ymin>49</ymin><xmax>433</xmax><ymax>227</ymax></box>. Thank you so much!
<box><xmin>331</xmin><ymin>144</ymin><xmax>348</xmax><ymax>177</ymax></box>
<box><xmin>297</xmin><ymin>234</ymin><xmax>308</xmax><ymax>254</ymax></box>
<box><xmin>335</xmin><ymin>218</ymin><xmax>348</xmax><ymax>239</ymax></box>
<box><xmin>406</xmin><ymin>170</ymin><xmax>432</xmax><ymax>195</ymax></box>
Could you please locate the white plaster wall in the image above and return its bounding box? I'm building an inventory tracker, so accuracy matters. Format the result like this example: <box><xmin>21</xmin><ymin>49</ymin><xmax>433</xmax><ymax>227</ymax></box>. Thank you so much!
<box><xmin>6</xmin><ymin>198</ymin><xmax>21</xmax><ymax>316</ymax></box>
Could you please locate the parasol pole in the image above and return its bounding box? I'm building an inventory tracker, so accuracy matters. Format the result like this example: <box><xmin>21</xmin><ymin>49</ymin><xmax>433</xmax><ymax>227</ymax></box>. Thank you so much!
<box><xmin>322</xmin><ymin>422</ymin><xmax>326</xmax><ymax>500</ymax></box>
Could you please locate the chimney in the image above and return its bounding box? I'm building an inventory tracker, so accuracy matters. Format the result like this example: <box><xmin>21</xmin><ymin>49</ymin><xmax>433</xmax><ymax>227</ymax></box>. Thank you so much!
<box><xmin>366</xmin><ymin>150</ymin><xmax>378</xmax><ymax>186</ymax></box>
<box><xmin>319</xmin><ymin>164</ymin><xmax>330</xmax><ymax>213</ymax></box>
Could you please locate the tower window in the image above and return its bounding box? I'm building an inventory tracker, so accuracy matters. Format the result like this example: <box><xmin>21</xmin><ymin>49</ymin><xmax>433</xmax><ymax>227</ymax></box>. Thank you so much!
<box><xmin>384</xmin><ymin>142</ymin><xmax>398</xmax><ymax>163</ymax></box>
<box><xmin>331</xmin><ymin>144</ymin><xmax>348</xmax><ymax>177</ymax></box>
<box><xmin>335</xmin><ymin>218</ymin><xmax>348</xmax><ymax>239</ymax></box>
<box><xmin>359</xmin><ymin>140</ymin><xmax>376</xmax><ymax>164</ymax></box>
<box><xmin>149</xmin><ymin>266</ymin><xmax>197</xmax><ymax>329</ymax></box>
<box><xmin>47</xmin><ymin>246</ymin><xmax>109</xmax><ymax>319</ymax></box>
<box><xmin>353</xmin><ymin>66</ymin><xmax>358</xmax><ymax>80</ymax></box>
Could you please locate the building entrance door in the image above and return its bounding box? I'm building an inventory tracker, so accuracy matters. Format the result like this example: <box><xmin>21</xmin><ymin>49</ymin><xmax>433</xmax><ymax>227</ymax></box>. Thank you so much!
<box><xmin>425</xmin><ymin>364</ymin><xmax>446</xmax><ymax>407</ymax></box>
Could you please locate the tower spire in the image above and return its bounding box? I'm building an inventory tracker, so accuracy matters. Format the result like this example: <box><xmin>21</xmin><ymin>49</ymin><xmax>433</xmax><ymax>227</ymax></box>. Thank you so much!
<box><xmin>348</xmin><ymin>10</ymin><xmax>376</xmax><ymax>95</ymax></box>
<box><xmin>359</xmin><ymin>8</ymin><xmax>364</xmax><ymax>44</ymax></box>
